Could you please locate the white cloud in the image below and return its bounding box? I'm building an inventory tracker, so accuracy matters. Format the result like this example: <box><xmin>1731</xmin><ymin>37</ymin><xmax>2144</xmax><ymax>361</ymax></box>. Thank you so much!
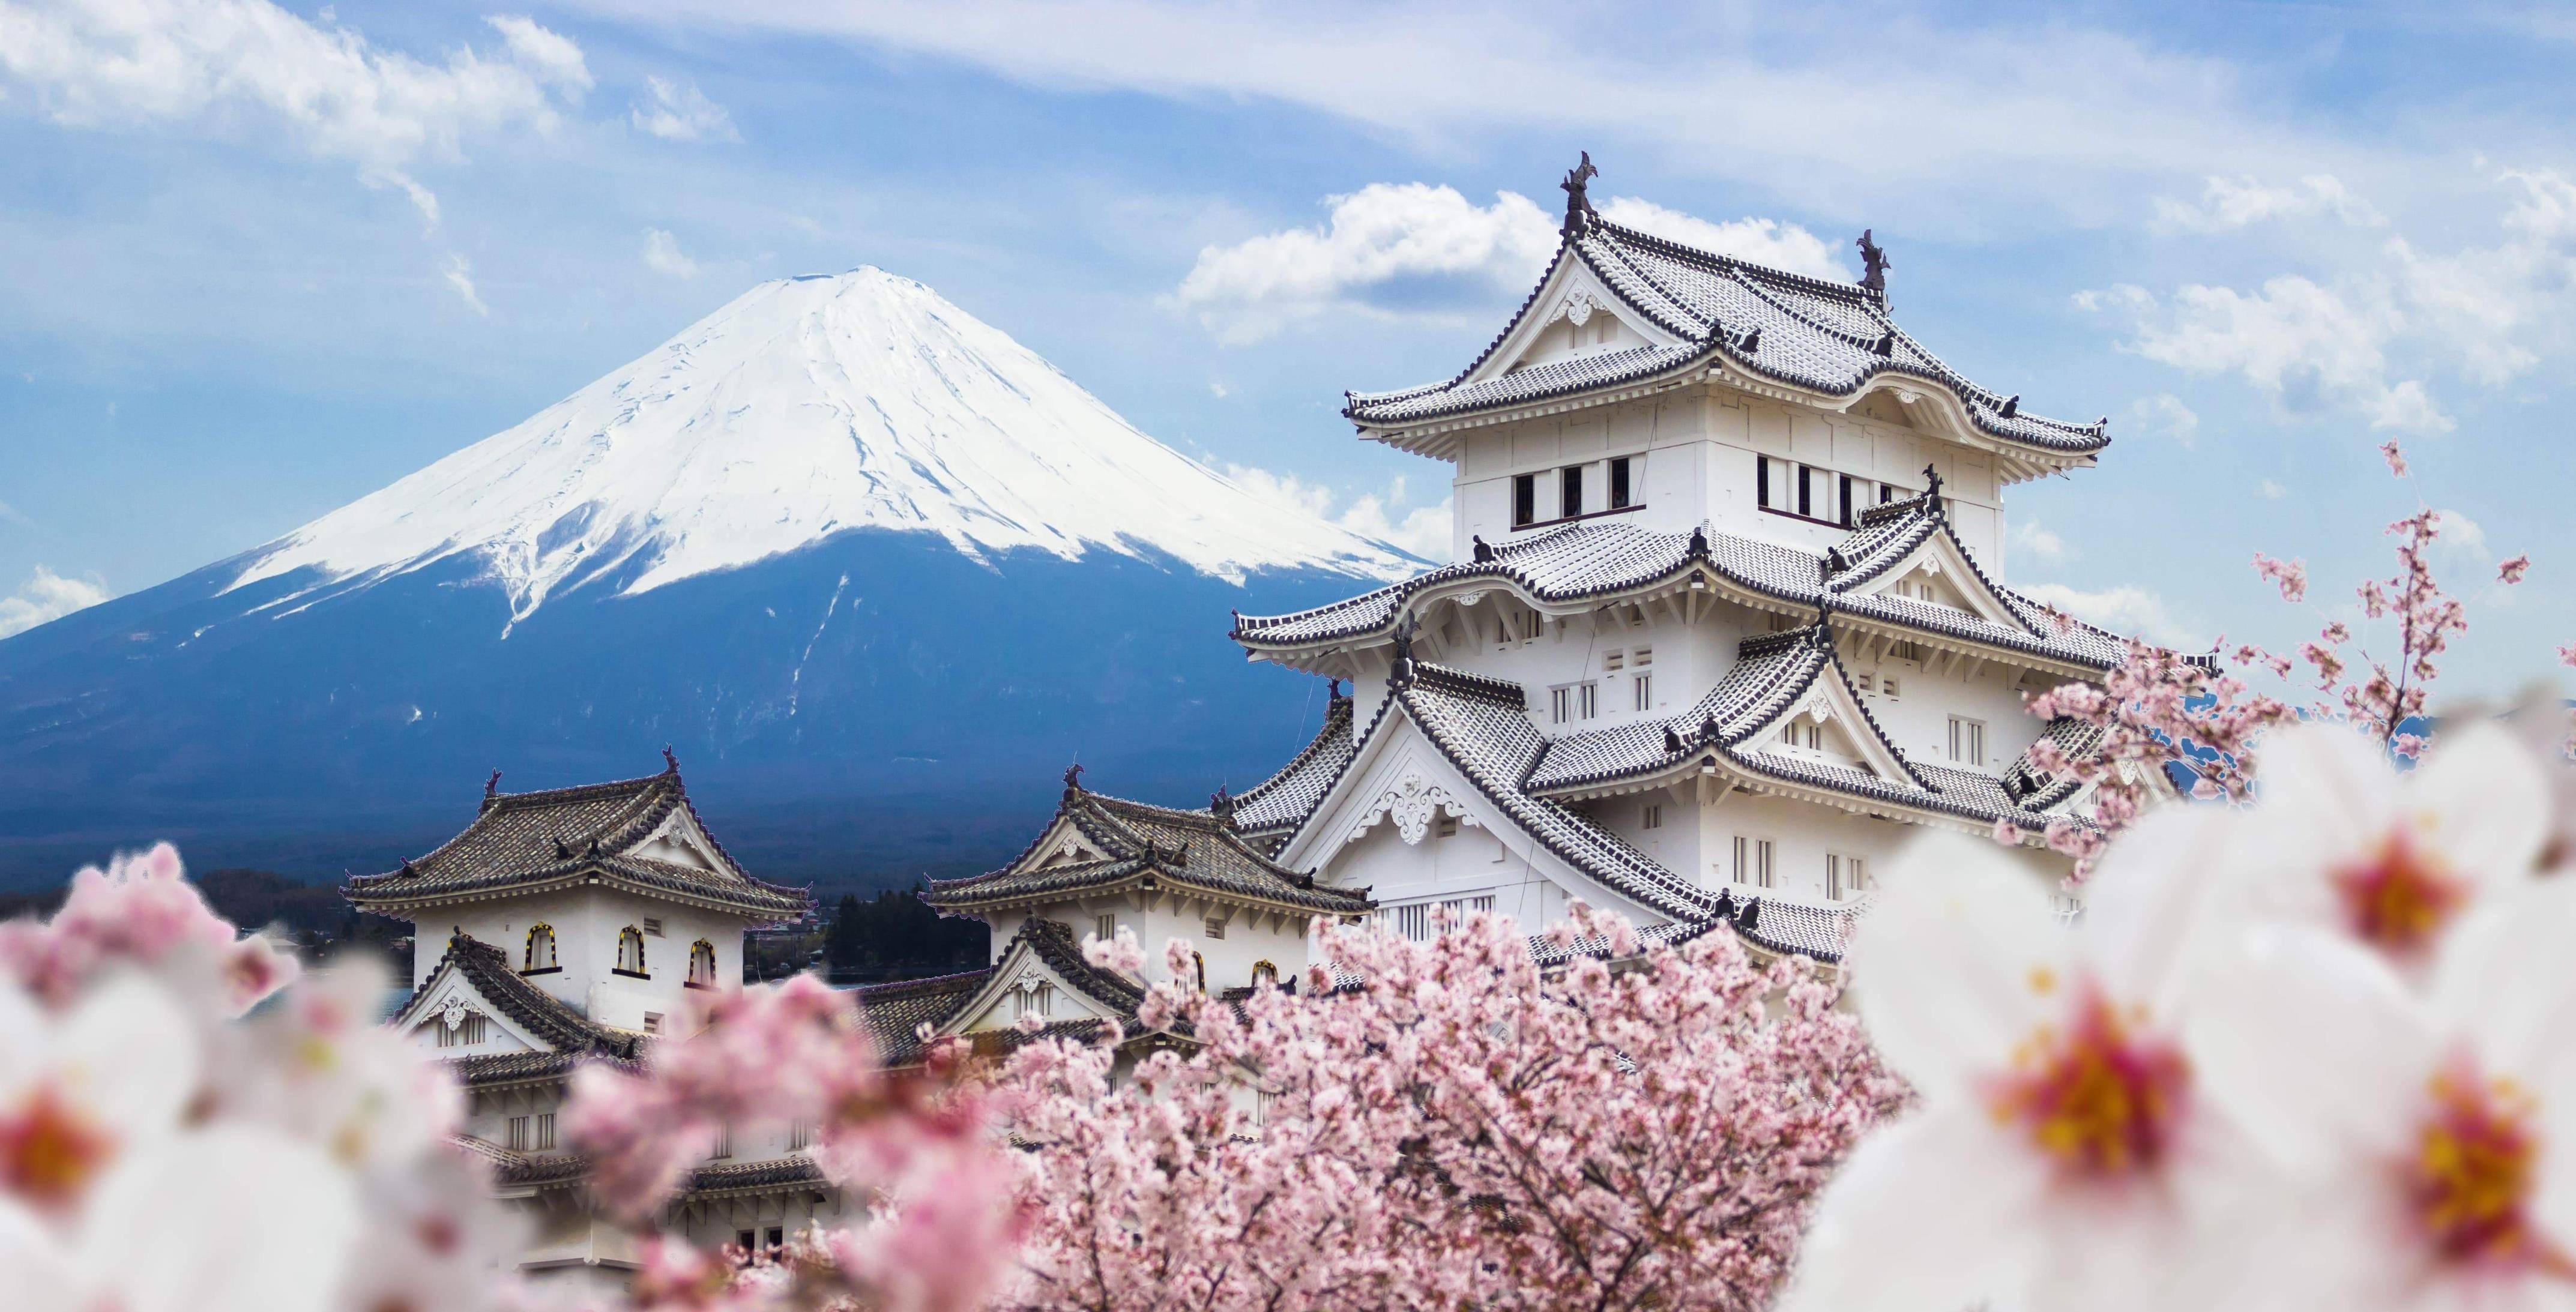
<box><xmin>1207</xmin><ymin>381</ymin><xmax>1229</xmax><ymax>399</ymax></box>
<box><xmin>2010</xmin><ymin>518</ymin><xmax>2071</xmax><ymax>564</ymax></box>
<box><xmin>0</xmin><ymin>498</ymin><xmax>28</xmax><ymax>527</ymax></box>
<box><xmin>1590</xmin><ymin>197</ymin><xmax>1848</xmax><ymax>280</ymax></box>
<box><xmin>2433</xmin><ymin>507</ymin><xmax>2491</xmax><ymax>561</ymax></box>
<box><xmin>2092</xmin><ymin>167</ymin><xmax>2576</xmax><ymax>436</ymax></box>
<box><xmin>2017</xmin><ymin>581</ymin><xmax>2197</xmax><ymax>648</ymax></box>
<box><xmin>0</xmin><ymin>565</ymin><xmax>110</xmax><ymax>639</ymax></box>
<box><xmin>0</xmin><ymin>2</ymin><xmax>591</xmax><ymax>223</ymax></box>
<box><xmin>1174</xmin><ymin>184</ymin><xmax>1556</xmax><ymax>344</ymax></box>
<box><xmin>2260</xmin><ymin>479</ymin><xmax>2285</xmax><ymax>499</ymax></box>
<box><xmin>1171</xmin><ymin>184</ymin><xmax>1838</xmax><ymax>343</ymax></box>
<box><xmin>442</xmin><ymin>253</ymin><xmax>488</xmax><ymax>316</ymax></box>
<box><xmin>642</xmin><ymin>227</ymin><xmax>698</xmax><ymax>278</ymax></box>
<box><xmin>629</xmin><ymin>74</ymin><xmax>738</xmax><ymax>142</ymax></box>
<box><xmin>2123</xmin><ymin>393</ymin><xmax>2200</xmax><ymax>447</ymax></box>
<box><xmin>2152</xmin><ymin>174</ymin><xmax>2384</xmax><ymax>233</ymax></box>
<box><xmin>564</xmin><ymin>1</ymin><xmax>2349</xmax><ymax>221</ymax></box>
<box><xmin>1223</xmin><ymin>465</ymin><xmax>1447</xmax><ymax>561</ymax></box>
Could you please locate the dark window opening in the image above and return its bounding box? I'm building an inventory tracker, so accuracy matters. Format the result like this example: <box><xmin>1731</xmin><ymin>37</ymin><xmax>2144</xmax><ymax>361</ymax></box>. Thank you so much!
<box><xmin>1881</xmin><ymin>483</ymin><xmax>1898</xmax><ymax>505</ymax></box>
<box><xmin>1796</xmin><ymin>466</ymin><xmax>1811</xmax><ymax>517</ymax></box>
<box><xmin>1608</xmin><ymin>457</ymin><xmax>1633</xmax><ymax>510</ymax></box>
<box><xmin>1839</xmin><ymin>475</ymin><xmax>1855</xmax><ymax>527</ymax></box>
<box><xmin>1756</xmin><ymin>457</ymin><xmax>1770</xmax><ymax>508</ymax></box>
<box><xmin>1512</xmin><ymin>474</ymin><xmax>1537</xmax><ymax>528</ymax></box>
<box><xmin>1559</xmin><ymin>465</ymin><xmax>1584</xmax><ymax>519</ymax></box>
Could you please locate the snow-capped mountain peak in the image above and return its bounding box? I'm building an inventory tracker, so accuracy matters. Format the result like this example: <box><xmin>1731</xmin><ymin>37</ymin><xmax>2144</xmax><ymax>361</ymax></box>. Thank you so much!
<box><xmin>231</xmin><ymin>266</ymin><xmax>1418</xmax><ymax>622</ymax></box>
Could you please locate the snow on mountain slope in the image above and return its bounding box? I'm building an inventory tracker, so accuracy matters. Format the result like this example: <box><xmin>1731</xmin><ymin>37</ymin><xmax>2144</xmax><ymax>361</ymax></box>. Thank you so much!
<box><xmin>231</xmin><ymin>268</ymin><xmax>1417</xmax><ymax>624</ymax></box>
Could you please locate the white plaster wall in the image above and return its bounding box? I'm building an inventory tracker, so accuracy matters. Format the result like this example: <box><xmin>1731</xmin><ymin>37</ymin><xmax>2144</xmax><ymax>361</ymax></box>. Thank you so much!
<box><xmin>441</xmin><ymin>889</ymin><xmax>749</xmax><ymax>1032</ymax></box>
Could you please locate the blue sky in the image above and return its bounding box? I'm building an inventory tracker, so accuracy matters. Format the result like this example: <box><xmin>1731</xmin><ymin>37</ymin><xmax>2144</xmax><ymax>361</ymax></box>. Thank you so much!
<box><xmin>2</xmin><ymin>0</ymin><xmax>2572</xmax><ymax>699</ymax></box>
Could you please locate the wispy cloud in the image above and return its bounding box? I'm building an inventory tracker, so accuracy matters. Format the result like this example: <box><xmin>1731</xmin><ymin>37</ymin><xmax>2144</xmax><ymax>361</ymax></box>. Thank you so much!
<box><xmin>2086</xmin><ymin>167</ymin><xmax>2576</xmax><ymax>436</ymax></box>
<box><xmin>0</xmin><ymin>565</ymin><xmax>110</xmax><ymax>639</ymax></box>
<box><xmin>2011</xmin><ymin>518</ymin><xmax>2072</xmax><ymax>564</ymax></box>
<box><xmin>2152</xmin><ymin>174</ymin><xmax>2384</xmax><ymax>233</ymax></box>
<box><xmin>2123</xmin><ymin>393</ymin><xmax>2201</xmax><ymax>448</ymax></box>
<box><xmin>630</xmin><ymin>74</ymin><xmax>739</xmax><ymax>143</ymax></box>
<box><xmin>642</xmin><ymin>228</ymin><xmax>699</xmax><ymax>278</ymax></box>
<box><xmin>442</xmin><ymin>254</ymin><xmax>489</xmax><ymax>316</ymax></box>
<box><xmin>0</xmin><ymin>2</ymin><xmax>591</xmax><ymax>226</ymax></box>
<box><xmin>2018</xmin><ymin>581</ymin><xmax>2198</xmax><ymax>648</ymax></box>
<box><xmin>1223</xmin><ymin>464</ymin><xmax>1447</xmax><ymax>561</ymax></box>
<box><xmin>1172</xmin><ymin>184</ymin><xmax>1838</xmax><ymax>343</ymax></box>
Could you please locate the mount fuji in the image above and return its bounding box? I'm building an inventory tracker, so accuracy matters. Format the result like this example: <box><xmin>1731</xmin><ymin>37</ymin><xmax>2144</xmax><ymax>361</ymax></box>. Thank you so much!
<box><xmin>0</xmin><ymin>269</ymin><xmax>1420</xmax><ymax>884</ymax></box>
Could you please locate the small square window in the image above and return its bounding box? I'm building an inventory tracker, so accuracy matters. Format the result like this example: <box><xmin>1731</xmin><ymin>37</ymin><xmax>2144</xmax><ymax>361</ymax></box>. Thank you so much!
<box><xmin>1435</xmin><ymin>814</ymin><xmax>1459</xmax><ymax>838</ymax></box>
<box><xmin>1631</xmin><ymin>645</ymin><xmax>1651</xmax><ymax>667</ymax></box>
<box><xmin>1094</xmin><ymin>913</ymin><xmax>1115</xmax><ymax>943</ymax></box>
<box><xmin>1204</xmin><ymin>918</ymin><xmax>1226</xmax><ymax>940</ymax></box>
<box><xmin>505</xmin><ymin>1115</ymin><xmax>531</xmax><ymax>1151</ymax></box>
<box><xmin>1881</xmin><ymin>676</ymin><xmax>1902</xmax><ymax>699</ymax></box>
<box><xmin>642</xmin><ymin>918</ymin><xmax>664</xmax><ymax>937</ymax></box>
<box><xmin>1605</xmin><ymin>651</ymin><xmax>1624</xmax><ymax>672</ymax></box>
<box><xmin>642</xmin><ymin>1011</ymin><xmax>663</xmax><ymax>1035</ymax></box>
<box><xmin>1641</xmin><ymin>804</ymin><xmax>1664</xmax><ymax>831</ymax></box>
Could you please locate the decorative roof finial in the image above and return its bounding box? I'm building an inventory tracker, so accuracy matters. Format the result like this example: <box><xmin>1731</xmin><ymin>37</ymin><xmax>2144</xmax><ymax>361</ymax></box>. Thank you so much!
<box><xmin>1327</xmin><ymin>677</ymin><xmax>1347</xmax><ymax>703</ymax></box>
<box><xmin>1390</xmin><ymin>611</ymin><xmax>1420</xmax><ymax>685</ymax></box>
<box><xmin>1857</xmin><ymin>229</ymin><xmax>1890</xmax><ymax>296</ymax></box>
<box><xmin>1063</xmin><ymin>762</ymin><xmax>1085</xmax><ymax>795</ymax></box>
<box><xmin>1921</xmin><ymin>462</ymin><xmax>1943</xmax><ymax>500</ymax></box>
<box><xmin>484</xmin><ymin>769</ymin><xmax>502</xmax><ymax>801</ymax></box>
<box><xmin>1472</xmin><ymin>534</ymin><xmax>1495</xmax><ymax>564</ymax></box>
<box><xmin>661</xmin><ymin>744</ymin><xmax>679</xmax><ymax>773</ymax></box>
<box><xmin>1560</xmin><ymin>151</ymin><xmax>1600</xmax><ymax>233</ymax></box>
<box><xmin>1210</xmin><ymin>786</ymin><xmax>1236</xmax><ymax>826</ymax></box>
<box><xmin>1686</xmin><ymin>525</ymin><xmax>1709</xmax><ymax>559</ymax></box>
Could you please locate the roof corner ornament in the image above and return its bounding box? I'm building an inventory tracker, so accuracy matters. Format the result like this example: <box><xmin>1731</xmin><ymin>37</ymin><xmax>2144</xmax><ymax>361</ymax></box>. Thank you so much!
<box><xmin>1713</xmin><ymin>888</ymin><xmax>1737</xmax><ymax>919</ymax></box>
<box><xmin>1686</xmin><ymin>525</ymin><xmax>1709</xmax><ymax>559</ymax></box>
<box><xmin>1856</xmin><ymin>229</ymin><xmax>1891</xmax><ymax>296</ymax></box>
<box><xmin>1327</xmin><ymin>677</ymin><xmax>1347</xmax><ymax>703</ymax></box>
<box><xmin>1738</xmin><ymin>325</ymin><xmax>1761</xmax><ymax>354</ymax></box>
<box><xmin>1662</xmin><ymin>726</ymin><xmax>1685</xmax><ymax>755</ymax></box>
<box><xmin>1062</xmin><ymin>762</ymin><xmax>1085</xmax><ymax>798</ymax></box>
<box><xmin>1389</xmin><ymin>611</ymin><xmax>1420</xmax><ymax>686</ymax></box>
<box><xmin>1737</xmin><ymin>897</ymin><xmax>1761</xmax><ymax>932</ymax></box>
<box><xmin>483</xmin><ymin>769</ymin><xmax>502</xmax><ymax>803</ymax></box>
<box><xmin>1921</xmin><ymin>462</ymin><xmax>1944</xmax><ymax>502</ymax></box>
<box><xmin>1471</xmin><ymin>534</ymin><xmax>1495</xmax><ymax>564</ymax></box>
<box><xmin>1559</xmin><ymin>151</ymin><xmax>1599</xmax><ymax>234</ymax></box>
<box><xmin>1210</xmin><ymin>786</ymin><xmax>1236</xmax><ymax>828</ymax></box>
<box><xmin>1998</xmin><ymin>394</ymin><xmax>2019</xmax><ymax>419</ymax></box>
<box><xmin>552</xmin><ymin>838</ymin><xmax>574</xmax><ymax>860</ymax></box>
<box><xmin>1871</xmin><ymin>330</ymin><xmax>1896</xmax><ymax>358</ymax></box>
<box><xmin>661</xmin><ymin>745</ymin><xmax>680</xmax><ymax>773</ymax></box>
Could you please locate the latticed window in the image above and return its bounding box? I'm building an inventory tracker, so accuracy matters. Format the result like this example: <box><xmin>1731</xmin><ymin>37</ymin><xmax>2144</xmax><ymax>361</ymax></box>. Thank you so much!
<box><xmin>687</xmin><ymin>939</ymin><xmax>718</xmax><ymax>988</ymax></box>
<box><xmin>617</xmin><ymin>925</ymin><xmax>647</xmax><ymax>976</ymax></box>
<box><xmin>523</xmin><ymin>922</ymin><xmax>558</xmax><ymax>973</ymax></box>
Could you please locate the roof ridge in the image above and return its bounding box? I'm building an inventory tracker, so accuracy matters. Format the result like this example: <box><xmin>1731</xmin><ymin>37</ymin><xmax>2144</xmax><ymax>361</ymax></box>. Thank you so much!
<box><xmin>1403</xmin><ymin>661</ymin><xmax>1526</xmax><ymax>706</ymax></box>
<box><xmin>1591</xmin><ymin>217</ymin><xmax>1878</xmax><ymax>305</ymax></box>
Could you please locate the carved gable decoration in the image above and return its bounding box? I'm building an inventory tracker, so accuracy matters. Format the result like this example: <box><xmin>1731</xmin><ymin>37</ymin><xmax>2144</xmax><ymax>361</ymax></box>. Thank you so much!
<box><xmin>1857</xmin><ymin>532</ymin><xmax>2028</xmax><ymax>632</ymax></box>
<box><xmin>1349</xmin><ymin>771</ymin><xmax>1484</xmax><ymax>846</ymax></box>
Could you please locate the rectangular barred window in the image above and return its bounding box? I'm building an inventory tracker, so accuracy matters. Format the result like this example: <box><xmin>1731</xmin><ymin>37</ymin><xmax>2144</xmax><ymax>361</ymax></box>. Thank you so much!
<box><xmin>1393</xmin><ymin>903</ymin><xmax>1430</xmax><ymax>942</ymax></box>
<box><xmin>1756</xmin><ymin>456</ymin><xmax>1772</xmax><ymax>509</ymax></box>
<box><xmin>1608</xmin><ymin>456</ymin><xmax>1635</xmax><ymax>510</ymax></box>
<box><xmin>1856</xmin><ymin>672</ymin><xmax>1875</xmax><ymax>692</ymax></box>
<box><xmin>1633</xmin><ymin>672</ymin><xmax>1651</xmax><ymax>711</ymax></box>
<box><xmin>1632</xmin><ymin>646</ymin><xmax>1651</xmax><ymax>666</ymax></box>
<box><xmin>1641</xmin><ymin>804</ymin><xmax>1663</xmax><ymax>831</ymax></box>
<box><xmin>1578</xmin><ymin>682</ymin><xmax>1597</xmax><ymax>720</ymax></box>
<box><xmin>711</xmin><ymin>1124</ymin><xmax>731</xmax><ymax>1160</ymax></box>
<box><xmin>505</xmin><ymin>1116</ymin><xmax>530</xmax><ymax>1151</ymax></box>
<box><xmin>1827</xmin><ymin>853</ymin><xmax>1872</xmax><ymax>901</ymax></box>
<box><xmin>1550</xmin><ymin>685</ymin><xmax>1573</xmax><ymax>724</ymax></box>
<box><xmin>535</xmin><ymin>1113</ymin><xmax>557</xmax><ymax>1151</ymax></box>
<box><xmin>1512</xmin><ymin>473</ymin><xmax>1537</xmax><ymax>528</ymax></box>
<box><xmin>788</xmin><ymin>1122</ymin><xmax>810</xmax><ymax>1151</ymax></box>
<box><xmin>1204</xmin><ymin>918</ymin><xmax>1226</xmax><ymax>940</ymax></box>
<box><xmin>1559</xmin><ymin>464</ymin><xmax>1585</xmax><ymax>519</ymax></box>
<box><xmin>1094</xmin><ymin>913</ymin><xmax>1115</xmax><ymax>944</ymax></box>
<box><xmin>1949</xmin><ymin>717</ymin><xmax>1987</xmax><ymax>767</ymax></box>
<box><xmin>642</xmin><ymin>1012</ymin><xmax>663</xmax><ymax>1035</ymax></box>
<box><xmin>1435</xmin><ymin>815</ymin><xmax>1459</xmax><ymax>838</ymax></box>
<box><xmin>1605</xmin><ymin>650</ymin><xmax>1624</xmax><ymax>672</ymax></box>
<box><xmin>1797</xmin><ymin>464</ymin><xmax>1813</xmax><ymax>517</ymax></box>
<box><xmin>642</xmin><ymin>918</ymin><xmax>663</xmax><ymax>937</ymax></box>
<box><xmin>1881</xmin><ymin>675</ymin><xmax>1903</xmax><ymax>699</ymax></box>
<box><xmin>1732</xmin><ymin>837</ymin><xmax>1775</xmax><ymax>888</ymax></box>
<box><xmin>1839</xmin><ymin>474</ymin><xmax>1856</xmax><ymax>527</ymax></box>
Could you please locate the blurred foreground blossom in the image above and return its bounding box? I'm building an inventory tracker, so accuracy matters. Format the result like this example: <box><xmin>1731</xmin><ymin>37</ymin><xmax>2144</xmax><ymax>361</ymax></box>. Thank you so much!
<box><xmin>1796</xmin><ymin>723</ymin><xmax>2576</xmax><ymax>1312</ymax></box>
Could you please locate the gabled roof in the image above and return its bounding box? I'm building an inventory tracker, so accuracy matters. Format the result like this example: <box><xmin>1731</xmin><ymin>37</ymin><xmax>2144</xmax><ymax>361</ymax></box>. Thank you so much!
<box><xmin>1233</xmin><ymin>514</ymin><xmax>2141</xmax><ymax>675</ymax></box>
<box><xmin>393</xmin><ymin>933</ymin><xmax>642</xmax><ymax>1061</ymax></box>
<box><xmin>1344</xmin><ymin>212</ymin><xmax>2107</xmax><ymax>461</ymax></box>
<box><xmin>924</xmin><ymin>777</ymin><xmax>1376</xmax><ymax>917</ymax></box>
<box><xmin>855</xmin><ymin>919</ymin><xmax>1151</xmax><ymax>1065</ymax></box>
<box><xmin>1229</xmin><ymin>688</ymin><xmax>1360</xmax><ymax>846</ymax></box>
<box><xmin>849</xmin><ymin>967</ymin><xmax>991</xmax><ymax>1066</ymax></box>
<box><xmin>345</xmin><ymin>759</ymin><xmax>810</xmax><ymax>920</ymax></box>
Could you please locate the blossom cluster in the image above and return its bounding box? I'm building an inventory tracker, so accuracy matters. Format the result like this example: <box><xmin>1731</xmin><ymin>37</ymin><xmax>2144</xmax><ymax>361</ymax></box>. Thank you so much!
<box><xmin>995</xmin><ymin>906</ymin><xmax>1904</xmax><ymax>1311</ymax></box>
<box><xmin>1793</xmin><ymin>721</ymin><xmax>2576</xmax><ymax>1311</ymax></box>
<box><xmin>0</xmin><ymin>843</ymin><xmax>506</xmax><ymax>1312</ymax></box>
<box><xmin>564</xmin><ymin>976</ymin><xmax>1024</xmax><ymax>1312</ymax></box>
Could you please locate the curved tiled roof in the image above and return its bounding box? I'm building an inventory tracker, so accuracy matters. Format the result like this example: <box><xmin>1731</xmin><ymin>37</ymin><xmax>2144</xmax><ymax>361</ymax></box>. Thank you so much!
<box><xmin>849</xmin><ymin>967</ymin><xmax>991</xmax><ymax>1066</ymax></box>
<box><xmin>1231</xmin><ymin>691</ymin><xmax>1360</xmax><ymax>843</ymax></box>
<box><xmin>345</xmin><ymin>762</ymin><xmax>810</xmax><ymax>919</ymax></box>
<box><xmin>926</xmin><ymin>786</ymin><xmax>1374</xmax><ymax>916</ymax></box>
<box><xmin>1345</xmin><ymin>215</ymin><xmax>2108</xmax><ymax>457</ymax></box>
<box><xmin>1235</xmin><ymin>514</ymin><xmax>2137</xmax><ymax>674</ymax></box>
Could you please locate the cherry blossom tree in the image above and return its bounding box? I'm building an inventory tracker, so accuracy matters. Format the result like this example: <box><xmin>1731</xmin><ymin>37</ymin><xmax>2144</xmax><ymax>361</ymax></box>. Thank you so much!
<box><xmin>994</xmin><ymin>908</ymin><xmax>1904</xmax><ymax>1312</ymax></box>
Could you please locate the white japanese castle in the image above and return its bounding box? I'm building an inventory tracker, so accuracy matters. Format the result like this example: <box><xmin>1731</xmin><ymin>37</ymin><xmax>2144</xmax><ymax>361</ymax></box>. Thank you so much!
<box><xmin>918</xmin><ymin>158</ymin><xmax>2160</xmax><ymax>1031</ymax></box>
<box><xmin>348</xmin><ymin>160</ymin><xmax>2171</xmax><ymax>1293</ymax></box>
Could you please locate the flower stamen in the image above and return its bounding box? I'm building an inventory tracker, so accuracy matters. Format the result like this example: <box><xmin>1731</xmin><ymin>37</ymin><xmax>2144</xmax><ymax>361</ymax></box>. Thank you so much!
<box><xmin>2333</xmin><ymin>828</ymin><xmax>2466</xmax><ymax>957</ymax></box>
<box><xmin>1990</xmin><ymin>986</ymin><xmax>2188</xmax><ymax>1179</ymax></box>
<box><xmin>2407</xmin><ymin>1067</ymin><xmax>2567</xmax><ymax>1273</ymax></box>
<box><xmin>0</xmin><ymin>1084</ymin><xmax>115</xmax><ymax>1209</ymax></box>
